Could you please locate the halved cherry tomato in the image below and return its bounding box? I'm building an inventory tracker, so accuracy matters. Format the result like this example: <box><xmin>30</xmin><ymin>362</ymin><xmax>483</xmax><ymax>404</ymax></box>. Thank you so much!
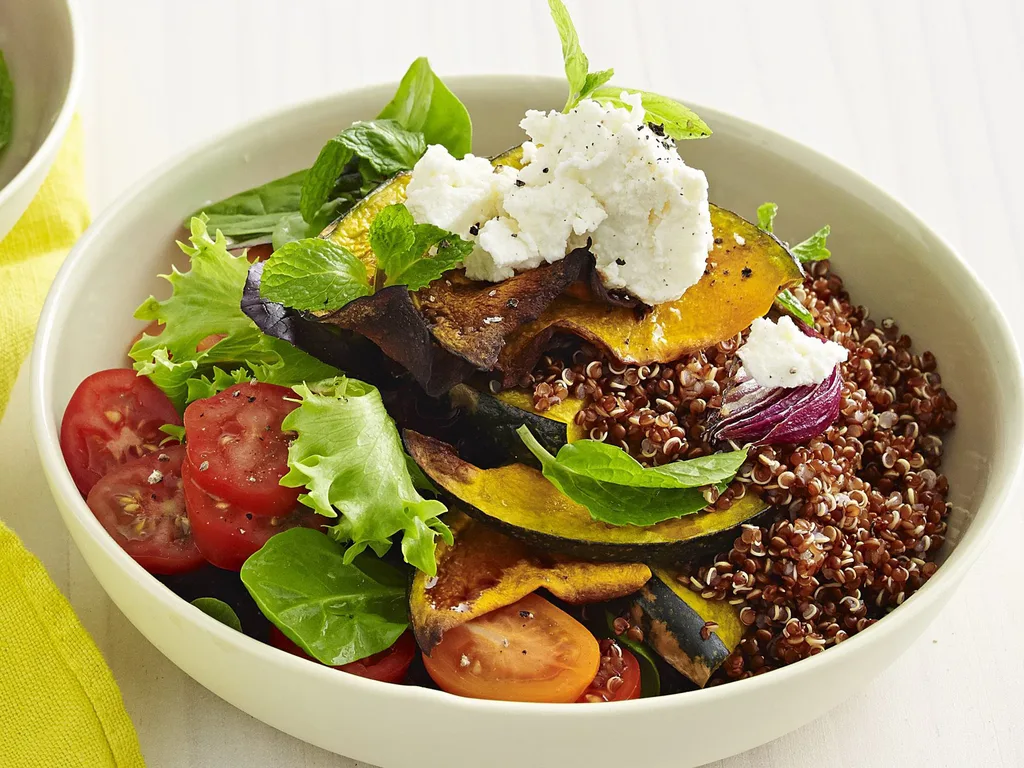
<box><xmin>183</xmin><ymin>382</ymin><xmax>300</xmax><ymax>517</ymax></box>
<box><xmin>85</xmin><ymin>445</ymin><xmax>204</xmax><ymax>575</ymax></box>
<box><xmin>422</xmin><ymin>593</ymin><xmax>600</xmax><ymax>703</ymax></box>
<box><xmin>269</xmin><ymin>626</ymin><xmax>416</xmax><ymax>684</ymax></box>
<box><xmin>180</xmin><ymin>457</ymin><xmax>317</xmax><ymax>571</ymax></box>
<box><xmin>61</xmin><ymin>368</ymin><xmax>182</xmax><ymax>496</ymax></box>
<box><xmin>577</xmin><ymin>640</ymin><xmax>642</xmax><ymax>702</ymax></box>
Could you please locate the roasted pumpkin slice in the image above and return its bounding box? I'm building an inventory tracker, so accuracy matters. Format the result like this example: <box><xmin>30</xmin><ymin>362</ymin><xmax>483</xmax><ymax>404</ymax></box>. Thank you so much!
<box><xmin>404</xmin><ymin>431</ymin><xmax>772</xmax><ymax>564</ymax></box>
<box><xmin>496</xmin><ymin>207</ymin><xmax>804</xmax><ymax>382</ymax></box>
<box><xmin>411</xmin><ymin>512</ymin><xmax>651</xmax><ymax>653</ymax></box>
<box><xmin>494</xmin><ymin>389</ymin><xmax>585</xmax><ymax>442</ymax></box>
<box><xmin>629</xmin><ymin>568</ymin><xmax>743</xmax><ymax>687</ymax></box>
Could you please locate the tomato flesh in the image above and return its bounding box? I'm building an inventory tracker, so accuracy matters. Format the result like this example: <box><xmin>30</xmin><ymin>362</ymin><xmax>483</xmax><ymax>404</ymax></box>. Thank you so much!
<box><xmin>181</xmin><ymin>457</ymin><xmax>317</xmax><ymax>571</ymax></box>
<box><xmin>183</xmin><ymin>382</ymin><xmax>299</xmax><ymax>517</ymax></box>
<box><xmin>577</xmin><ymin>640</ymin><xmax>642</xmax><ymax>702</ymax></box>
<box><xmin>61</xmin><ymin>368</ymin><xmax>182</xmax><ymax>496</ymax></box>
<box><xmin>423</xmin><ymin>593</ymin><xmax>600</xmax><ymax>703</ymax></box>
<box><xmin>85</xmin><ymin>445</ymin><xmax>204</xmax><ymax>575</ymax></box>
<box><xmin>269</xmin><ymin>626</ymin><xmax>416</xmax><ymax>684</ymax></box>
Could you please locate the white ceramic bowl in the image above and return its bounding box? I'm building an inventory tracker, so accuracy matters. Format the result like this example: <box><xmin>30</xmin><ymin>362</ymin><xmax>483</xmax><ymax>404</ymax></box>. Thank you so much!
<box><xmin>31</xmin><ymin>77</ymin><xmax>1024</xmax><ymax>768</ymax></box>
<box><xmin>0</xmin><ymin>0</ymin><xmax>82</xmax><ymax>241</ymax></box>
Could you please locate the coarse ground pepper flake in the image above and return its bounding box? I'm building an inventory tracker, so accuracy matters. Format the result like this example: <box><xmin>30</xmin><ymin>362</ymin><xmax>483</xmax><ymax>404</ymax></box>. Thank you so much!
<box><xmin>523</xmin><ymin>259</ymin><xmax>957</xmax><ymax>682</ymax></box>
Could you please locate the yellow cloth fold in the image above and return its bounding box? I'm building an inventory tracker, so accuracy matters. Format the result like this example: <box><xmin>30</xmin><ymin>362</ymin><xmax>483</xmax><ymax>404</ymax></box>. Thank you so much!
<box><xmin>0</xmin><ymin>119</ymin><xmax>146</xmax><ymax>767</ymax></box>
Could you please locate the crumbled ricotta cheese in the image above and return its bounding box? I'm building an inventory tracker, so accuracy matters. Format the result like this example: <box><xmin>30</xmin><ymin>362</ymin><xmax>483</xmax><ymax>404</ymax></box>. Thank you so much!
<box><xmin>405</xmin><ymin>145</ymin><xmax>515</xmax><ymax>238</ymax></box>
<box><xmin>405</xmin><ymin>94</ymin><xmax>714</xmax><ymax>305</ymax></box>
<box><xmin>738</xmin><ymin>316</ymin><xmax>849</xmax><ymax>388</ymax></box>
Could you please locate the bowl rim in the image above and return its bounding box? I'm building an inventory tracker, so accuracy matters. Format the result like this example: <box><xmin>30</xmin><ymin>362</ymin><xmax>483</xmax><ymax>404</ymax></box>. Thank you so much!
<box><xmin>30</xmin><ymin>73</ymin><xmax>1024</xmax><ymax>716</ymax></box>
<box><xmin>0</xmin><ymin>0</ymin><xmax>84</xmax><ymax>207</ymax></box>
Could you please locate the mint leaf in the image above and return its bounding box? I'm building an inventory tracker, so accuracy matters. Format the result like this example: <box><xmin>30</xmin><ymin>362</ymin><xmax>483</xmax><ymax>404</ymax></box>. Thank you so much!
<box><xmin>378</xmin><ymin>57</ymin><xmax>473</xmax><ymax>159</ymax></box>
<box><xmin>580</xmin><ymin>68</ymin><xmax>615</xmax><ymax>101</ymax></box>
<box><xmin>791</xmin><ymin>225</ymin><xmax>831</xmax><ymax>263</ymax></box>
<box><xmin>260</xmin><ymin>238</ymin><xmax>371</xmax><ymax>312</ymax></box>
<box><xmin>591</xmin><ymin>87</ymin><xmax>711</xmax><ymax>140</ymax></box>
<box><xmin>370</xmin><ymin>203</ymin><xmax>472</xmax><ymax>290</ymax></box>
<box><xmin>129</xmin><ymin>216</ymin><xmax>339</xmax><ymax>408</ymax></box>
<box><xmin>775</xmin><ymin>289</ymin><xmax>814</xmax><ymax>326</ymax></box>
<box><xmin>190</xmin><ymin>170</ymin><xmax>306</xmax><ymax>241</ymax></box>
<box><xmin>0</xmin><ymin>51</ymin><xmax>12</xmax><ymax>151</ymax></box>
<box><xmin>191</xmin><ymin>598</ymin><xmax>242</xmax><ymax>632</ymax></box>
<box><xmin>280</xmin><ymin>378</ymin><xmax>451</xmax><ymax>575</ymax></box>
<box><xmin>548</xmin><ymin>0</ymin><xmax>592</xmax><ymax>110</ymax></box>
<box><xmin>552</xmin><ymin>439</ymin><xmax>745</xmax><ymax>488</ymax></box>
<box><xmin>517</xmin><ymin>426</ymin><xmax>724</xmax><ymax>527</ymax></box>
<box><xmin>241</xmin><ymin>528</ymin><xmax>408</xmax><ymax>666</ymax></box>
<box><xmin>757</xmin><ymin>202</ymin><xmax>778</xmax><ymax>233</ymax></box>
<box><xmin>300</xmin><ymin>120</ymin><xmax>425</xmax><ymax>223</ymax></box>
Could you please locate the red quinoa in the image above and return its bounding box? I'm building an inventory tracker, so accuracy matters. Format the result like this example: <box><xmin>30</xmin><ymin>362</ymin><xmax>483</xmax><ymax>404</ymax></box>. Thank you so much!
<box><xmin>525</xmin><ymin>259</ymin><xmax>958</xmax><ymax>682</ymax></box>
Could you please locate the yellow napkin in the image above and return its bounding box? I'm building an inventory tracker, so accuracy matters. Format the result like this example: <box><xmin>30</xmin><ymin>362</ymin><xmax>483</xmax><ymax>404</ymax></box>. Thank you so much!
<box><xmin>0</xmin><ymin>118</ymin><xmax>146</xmax><ymax>767</ymax></box>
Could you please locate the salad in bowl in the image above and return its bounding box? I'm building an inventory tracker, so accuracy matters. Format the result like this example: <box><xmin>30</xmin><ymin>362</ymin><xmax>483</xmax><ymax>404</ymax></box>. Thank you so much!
<box><xmin>56</xmin><ymin>1</ymin><xmax>958</xmax><ymax>705</ymax></box>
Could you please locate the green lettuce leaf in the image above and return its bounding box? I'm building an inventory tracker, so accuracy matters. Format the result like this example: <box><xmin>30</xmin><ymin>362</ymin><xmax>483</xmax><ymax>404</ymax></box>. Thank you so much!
<box><xmin>128</xmin><ymin>217</ymin><xmax>338</xmax><ymax>408</ymax></box>
<box><xmin>300</xmin><ymin>119</ymin><xmax>425</xmax><ymax>223</ymax></box>
<box><xmin>369</xmin><ymin>203</ymin><xmax>473</xmax><ymax>290</ymax></box>
<box><xmin>517</xmin><ymin>426</ymin><xmax>726</xmax><ymax>527</ymax></box>
<box><xmin>378</xmin><ymin>57</ymin><xmax>473</xmax><ymax>159</ymax></box>
<box><xmin>241</xmin><ymin>528</ymin><xmax>408</xmax><ymax>666</ymax></box>
<box><xmin>185</xmin><ymin>367</ymin><xmax>252</xmax><ymax>404</ymax></box>
<box><xmin>260</xmin><ymin>238</ymin><xmax>371</xmax><ymax>312</ymax></box>
<box><xmin>191</xmin><ymin>598</ymin><xmax>242</xmax><ymax>632</ymax></box>
<box><xmin>280</xmin><ymin>377</ymin><xmax>451</xmax><ymax>575</ymax></box>
<box><xmin>591</xmin><ymin>87</ymin><xmax>711</xmax><ymax>140</ymax></box>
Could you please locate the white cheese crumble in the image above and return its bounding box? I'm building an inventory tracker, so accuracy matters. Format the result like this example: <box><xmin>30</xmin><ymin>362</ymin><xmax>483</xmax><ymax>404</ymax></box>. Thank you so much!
<box><xmin>738</xmin><ymin>316</ymin><xmax>849</xmax><ymax>388</ymax></box>
<box><xmin>405</xmin><ymin>94</ymin><xmax>714</xmax><ymax>305</ymax></box>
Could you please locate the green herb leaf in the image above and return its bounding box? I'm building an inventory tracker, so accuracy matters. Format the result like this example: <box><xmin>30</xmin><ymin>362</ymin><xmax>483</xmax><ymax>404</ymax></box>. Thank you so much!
<box><xmin>280</xmin><ymin>378</ymin><xmax>451</xmax><ymax>575</ymax></box>
<box><xmin>189</xmin><ymin>170</ymin><xmax>306</xmax><ymax>241</ymax></box>
<box><xmin>241</xmin><ymin>528</ymin><xmax>408</xmax><ymax>666</ymax></box>
<box><xmin>551</xmin><ymin>439</ymin><xmax>745</xmax><ymax>489</ymax></box>
<box><xmin>791</xmin><ymin>225</ymin><xmax>831</xmax><ymax>263</ymax></box>
<box><xmin>774</xmin><ymin>289</ymin><xmax>814</xmax><ymax>326</ymax></box>
<box><xmin>0</xmin><ymin>51</ymin><xmax>13</xmax><ymax>152</ymax></box>
<box><xmin>128</xmin><ymin>217</ymin><xmax>339</xmax><ymax>408</ymax></box>
<box><xmin>757</xmin><ymin>202</ymin><xmax>778</xmax><ymax>233</ymax></box>
<box><xmin>300</xmin><ymin>120</ymin><xmax>425</xmax><ymax>223</ymax></box>
<box><xmin>191</xmin><ymin>597</ymin><xmax>242</xmax><ymax>632</ymax></box>
<box><xmin>517</xmin><ymin>426</ymin><xmax>724</xmax><ymax>527</ymax></box>
<box><xmin>604</xmin><ymin>611</ymin><xmax>660</xmax><ymax>697</ymax></box>
<box><xmin>260</xmin><ymin>238</ymin><xmax>371</xmax><ymax>312</ymax></box>
<box><xmin>591</xmin><ymin>87</ymin><xmax>711</xmax><ymax>140</ymax></box>
<box><xmin>378</xmin><ymin>57</ymin><xmax>473</xmax><ymax>159</ymax></box>
<box><xmin>548</xmin><ymin>0</ymin><xmax>591</xmax><ymax>110</ymax></box>
<box><xmin>579</xmin><ymin>68</ymin><xmax>616</xmax><ymax>101</ymax></box>
<box><xmin>370</xmin><ymin>203</ymin><xmax>473</xmax><ymax>290</ymax></box>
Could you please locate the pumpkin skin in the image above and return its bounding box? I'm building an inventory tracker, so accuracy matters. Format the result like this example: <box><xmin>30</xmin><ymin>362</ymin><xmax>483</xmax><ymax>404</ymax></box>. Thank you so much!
<box><xmin>628</xmin><ymin>569</ymin><xmax>743</xmax><ymax>688</ymax></box>
<box><xmin>403</xmin><ymin>430</ymin><xmax>772</xmax><ymax>565</ymax></box>
<box><xmin>410</xmin><ymin>512</ymin><xmax>651</xmax><ymax>654</ymax></box>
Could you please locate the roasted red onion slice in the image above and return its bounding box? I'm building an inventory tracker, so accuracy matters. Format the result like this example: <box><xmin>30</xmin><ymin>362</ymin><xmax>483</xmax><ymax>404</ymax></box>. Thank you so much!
<box><xmin>707</xmin><ymin>364</ymin><xmax>843</xmax><ymax>446</ymax></box>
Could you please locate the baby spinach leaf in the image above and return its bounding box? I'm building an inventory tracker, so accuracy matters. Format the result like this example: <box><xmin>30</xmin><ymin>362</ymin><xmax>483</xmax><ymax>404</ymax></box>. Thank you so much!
<box><xmin>190</xmin><ymin>170</ymin><xmax>306</xmax><ymax>241</ymax></box>
<box><xmin>591</xmin><ymin>87</ymin><xmax>711</xmax><ymax>140</ymax></box>
<box><xmin>552</xmin><ymin>439</ymin><xmax>745</xmax><ymax>489</ymax></box>
<box><xmin>369</xmin><ymin>203</ymin><xmax>473</xmax><ymax>290</ymax></box>
<box><xmin>300</xmin><ymin>120</ymin><xmax>425</xmax><ymax>224</ymax></box>
<box><xmin>517</xmin><ymin>426</ymin><xmax>723</xmax><ymax>527</ymax></box>
<box><xmin>241</xmin><ymin>528</ymin><xmax>408</xmax><ymax>666</ymax></box>
<box><xmin>281</xmin><ymin>378</ymin><xmax>451</xmax><ymax>575</ymax></box>
<box><xmin>0</xmin><ymin>51</ymin><xmax>13</xmax><ymax>152</ymax></box>
<box><xmin>378</xmin><ymin>57</ymin><xmax>473</xmax><ymax>159</ymax></box>
<box><xmin>191</xmin><ymin>597</ymin><xmax>242</xmax><ymax>632</ymax></box>
<box><xmin>260</xmin><ymin>238</ymin><xmax>371</xmax><ymax>312</ymax></box>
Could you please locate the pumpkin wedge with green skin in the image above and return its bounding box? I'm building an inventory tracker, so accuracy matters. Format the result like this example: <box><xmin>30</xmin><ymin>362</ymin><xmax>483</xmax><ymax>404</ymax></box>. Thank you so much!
<box><xmin>320</xmin><ymin>146</ymin><xmax>802</xmax><ymax>379</ymax></box>
<box><xmin>629</xmin><ymin>568</ymin><xmax>743</xmax><ymax>687</ymax></box>
<box><xmin>404</xmin><ymin>430</ymin><xmax>771</xmax><ymax>564</ymax></box>
<box><xmin>411</xmin><ymin>511</ymin><xmax>651</xmax><ymax>654</ymax></box>
<box><xmin>493</xmin><ymin>388</ymin><xmax>586</xmax><ymax>443</ymax></box>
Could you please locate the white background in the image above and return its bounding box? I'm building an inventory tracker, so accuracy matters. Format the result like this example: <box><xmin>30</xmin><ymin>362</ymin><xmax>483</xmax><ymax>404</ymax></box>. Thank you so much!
<box><xmin>2</xmin><ymin>1</ymin><xmax>1022</xmax><ymax>766</ymax></box>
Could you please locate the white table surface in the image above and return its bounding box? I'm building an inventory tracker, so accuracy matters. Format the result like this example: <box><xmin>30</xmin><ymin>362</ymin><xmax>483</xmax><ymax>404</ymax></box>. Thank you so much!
<box><xmin>2</xmin><ymin>0</ymin><xmax>1022</xmax><ymax>766</ymax></box>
